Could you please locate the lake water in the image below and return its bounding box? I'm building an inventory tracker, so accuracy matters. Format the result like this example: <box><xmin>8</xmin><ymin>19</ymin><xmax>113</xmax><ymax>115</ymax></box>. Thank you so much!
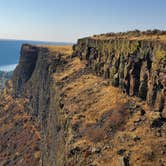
<box><xmin>0</xmin><ymin>39</ymin><xmax>72</xmax><ymax>71</ymax></box>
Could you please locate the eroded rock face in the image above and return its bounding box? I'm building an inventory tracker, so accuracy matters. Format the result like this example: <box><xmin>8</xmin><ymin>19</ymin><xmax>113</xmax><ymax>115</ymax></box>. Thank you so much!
<box><xmin>11</xmin><ymin>44</ymin><xmax>71</xmax><ymax>165</ymax></box>
<box><xmin>13</xmin><ymin>44</ymin><xmax>58</xmax><ymax>129</ymax></box>
<box><xmin>73</xmin><ymin>38</ymin><xmax>166</xmax><ymax>115</ymax></box>
<box><xmin>13</xmin><ymin>44</ymin><xmax>39</xmax><ymax>97</ymax></box>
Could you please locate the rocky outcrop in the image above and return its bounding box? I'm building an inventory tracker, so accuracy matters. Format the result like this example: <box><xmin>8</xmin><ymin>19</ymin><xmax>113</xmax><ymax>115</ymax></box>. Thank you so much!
<box><xmin>73</xmin><ymin>38</ymin><xmax>166</xmax><ymax>117</ymax></box>
<box><xmin>12</xmin><ymin>44</ymin><xmax>71</xmax><ymax>165</ymax></box>
<box><xmin>13</xmin><ymin>44</ymin><xmax>39</xmax><ymax>97</ymax></box>
<box><xmin>13</xmin><ymin>44</ymin><xmax>59</xmax><ymax>129</ymax></box>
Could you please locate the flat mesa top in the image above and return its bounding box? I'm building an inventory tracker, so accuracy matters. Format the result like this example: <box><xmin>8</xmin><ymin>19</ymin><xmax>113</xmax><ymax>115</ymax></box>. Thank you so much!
<box><xmin>40</xmin><ymin>45</ymin><xmax>73</xmax><ymax>55</ymax></box>
<box><xmin>91</xmin><ymin>30</ymin><xmax>166</xmax><ymax>43</ymax></box>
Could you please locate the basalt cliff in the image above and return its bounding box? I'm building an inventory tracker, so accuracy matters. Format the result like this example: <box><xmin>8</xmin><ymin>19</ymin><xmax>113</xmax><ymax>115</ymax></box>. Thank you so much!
<box><xmin>0</xmin><ymin>31</ymin><xmax>166</xmax><ymax>166</ymax></box>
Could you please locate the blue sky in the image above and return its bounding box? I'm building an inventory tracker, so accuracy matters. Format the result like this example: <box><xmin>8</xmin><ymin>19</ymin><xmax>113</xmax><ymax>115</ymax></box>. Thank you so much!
<box><xmin>0</xmin><ymin>0</ymin><xmax>165</xmax><ymax>42</ymax></box>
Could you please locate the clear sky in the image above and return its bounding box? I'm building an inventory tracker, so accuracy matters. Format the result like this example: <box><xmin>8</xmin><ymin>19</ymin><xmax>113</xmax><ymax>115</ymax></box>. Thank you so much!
<box><xmin>0</xmin><ymin>0</ymin><xmax>165</xmax><ymax>42</ymax></box>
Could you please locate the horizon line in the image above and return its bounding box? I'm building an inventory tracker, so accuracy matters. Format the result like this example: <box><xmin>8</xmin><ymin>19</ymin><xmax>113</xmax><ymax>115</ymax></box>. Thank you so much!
<box><xmin>0</xmin><ymin>37</ymin><xmax>74</xmax><ymax>44</ymax></box>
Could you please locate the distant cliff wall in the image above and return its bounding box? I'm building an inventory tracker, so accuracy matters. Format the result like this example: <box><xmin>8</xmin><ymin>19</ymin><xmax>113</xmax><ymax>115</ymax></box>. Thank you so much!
<box><xmin>13</xmin><ymin>45</ymin><xmax>56</xmax><ymax>129</ymax></box>
<box><xmin>73</xmin><ymin>38</ymin><xmax>166</xmax><ymax>117</ymax></box>
<box><xmin>12</xmin><ymin>44</ymin><xmax>68</xmax><ymax>165</ymax></box>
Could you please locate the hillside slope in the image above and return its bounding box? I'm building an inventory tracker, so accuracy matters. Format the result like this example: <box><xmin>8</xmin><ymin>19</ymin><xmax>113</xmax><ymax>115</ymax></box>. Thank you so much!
<box><xmin>0</xmin><ymin>31</ymin><xmax>166</xmax><ymax>166</ymax></box>
<box><xmin>0</xmin><ymin>82</ymin><xmax>41</xmax><ymax>165</ymax></box>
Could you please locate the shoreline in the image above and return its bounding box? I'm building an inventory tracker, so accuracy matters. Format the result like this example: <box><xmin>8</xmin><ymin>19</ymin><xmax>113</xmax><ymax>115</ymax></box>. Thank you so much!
<box><xmin>0</xmin><ymin>64</ymin><xmax>17</xmax><ymax>72</ymax></box>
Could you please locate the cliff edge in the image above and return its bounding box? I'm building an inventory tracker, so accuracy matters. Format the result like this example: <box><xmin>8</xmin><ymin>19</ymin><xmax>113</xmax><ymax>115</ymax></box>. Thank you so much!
<box><xmin>0</xmin><ymin>31</ymin><xmax>166</xmax><ymax>165</ymax></box>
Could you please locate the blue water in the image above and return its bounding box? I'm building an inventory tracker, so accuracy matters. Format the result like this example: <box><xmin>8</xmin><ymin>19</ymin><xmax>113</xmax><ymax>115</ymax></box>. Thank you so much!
<box><xmin>0</xmin><ymin>64</ymin><xmax>17</xmax><ymax>71</ymax></box>
<box><xmin>0</xmin><ymin>39</ymin><xmax>72</xmax><ymax>71</ymax></box>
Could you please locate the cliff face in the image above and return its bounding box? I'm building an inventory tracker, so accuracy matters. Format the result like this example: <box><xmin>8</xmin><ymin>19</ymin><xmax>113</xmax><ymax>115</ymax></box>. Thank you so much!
<box><xmin>0</xmin><ymin>34</ymin><xmax>166</xmax><ymax>166</ymax></box>
<box><xmin>73</xmin><ymin>38</ymin><xmax>166</xmax><ymax>117</ymax></box>
<box><xmin>13</xmin><ymin>44</ymin><xmax>57</xmax><ymax>128</ymax></box>
<box><xmin>12</xmin><ymin>45</ymin><xmax>73</xmax><ymax>165</ymax></box>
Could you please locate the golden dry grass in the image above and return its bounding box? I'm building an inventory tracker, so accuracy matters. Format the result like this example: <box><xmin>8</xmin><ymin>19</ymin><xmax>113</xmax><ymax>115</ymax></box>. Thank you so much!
<box><xmin>92</xmin><ymin>34</ymin><xmax>166</xmax><ymax>43</ymax></box>
<box><xmin>53</xmin><ymin>58</ymin><xmax>85</xmax><ymax>81</ymax></box>
<box><xmin>41</xmin><ymin>45</ymin><xmax>73</xmax><ymax>55</ymax></box>
<box><xmin>52</xmin><ymin>55</ymin><xmax>166</xmax><ymax>165</ymax></box>
<box><xmin>0</xmin><ymin>87</ymin><xmax>41</xmax><ymax>165</ymax></box>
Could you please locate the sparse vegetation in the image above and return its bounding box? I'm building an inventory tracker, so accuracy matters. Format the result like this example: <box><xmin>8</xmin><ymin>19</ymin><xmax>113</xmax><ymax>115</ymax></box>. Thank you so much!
<box><xmin>92</xmin><ymin>29</ymin><xmax>166</xmax><ymax>43</ymax></box>
<box><xmin>0</xmin><ymin>71</ymin><xmax>13</xmax><ymax>92</ymax></box>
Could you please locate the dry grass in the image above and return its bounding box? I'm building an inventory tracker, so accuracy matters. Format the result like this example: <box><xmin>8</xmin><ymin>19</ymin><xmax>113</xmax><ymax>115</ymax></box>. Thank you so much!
<box><xmin>0</xmin><ymin>90</ymin><xmax>41</xmax><ymax>165</ymax></box>
<box><xmin>52</xmin><ymin>55</ymin><xmax>166</xmax><ymax>165</ymax></box>
<box><xmin>41</xmin><ymin>45</ymin><xmax>73</xmax><ymax>55</ymax></box>
<box><xmin>92</xmin><ymin>33</ymin><xmax>166</xmax><ymax>43</ymax></box>
<box><xmin>53</xmin><ymin>58</ymin><xmax>85</xmax><ymax>82</ymax></box>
